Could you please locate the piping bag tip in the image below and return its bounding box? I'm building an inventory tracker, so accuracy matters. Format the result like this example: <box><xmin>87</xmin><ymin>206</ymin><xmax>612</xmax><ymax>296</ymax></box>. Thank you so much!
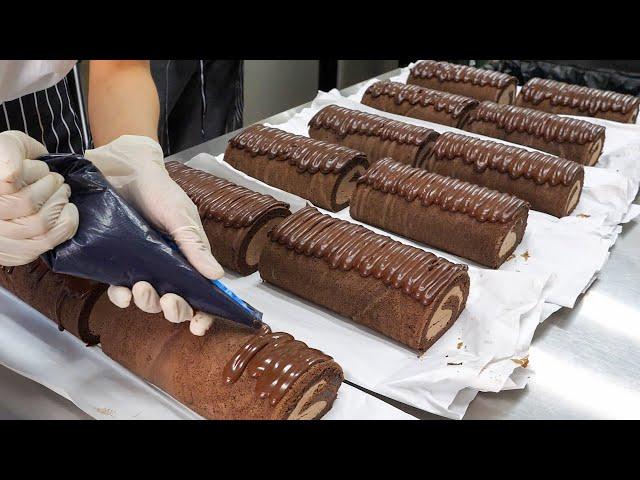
<box><xmin>211</xmin><ymin>279</ymin><xmax>263</xmax><ymax>327</ymax></box>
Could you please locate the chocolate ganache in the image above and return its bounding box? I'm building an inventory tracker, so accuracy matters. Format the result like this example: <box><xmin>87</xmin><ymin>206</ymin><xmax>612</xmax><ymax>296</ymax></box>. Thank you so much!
<box><xmin>520</xmin><ymin>78</ymin><xmax>640</xmax><ymax>116</ymax></box>
<box><xmin>466</xmin><ymin>102</ymin><xmax>605</xmax><ymax>145</ymax></box>
<box><xmin>268</xmin><ymin>206</ymin><xmax>468</xmax><ymax>306</ymax></box>
<box><xmin>365</xmin><ymin>81</ymin><xmax>479</xmax><ymax>119</ymax></box>
<box><xmin>431</xmin><ymin>132</ymin><xmax>583</xmax><ymax>186</ymax></box>
<box><xmin>359</xmin><ymin>158</ymin><xmax>528</xmax><ymax>223</ymax></box>
<box><xmin>227</xmin><ymin>124</ymin><xmax>366</xmax><ymax>175</ymax></box>
<box><xmin>223</xmin><ymin>323</ymin><xmax>333</xmax><ymax>406</ymax></box>
<box><xmin>166</xmin><ymin>161</ymin><xmax>289</xmax><ymax>228</ymax></box>
<box><xmin>308</xmin><ymin>105</ymin><xmax>439</xmax><ymax>146</ymax></box>
<box><xmin>410</xmin><ymin>60</ymin><xmax>515</xmax><ymax>89</ymax></box>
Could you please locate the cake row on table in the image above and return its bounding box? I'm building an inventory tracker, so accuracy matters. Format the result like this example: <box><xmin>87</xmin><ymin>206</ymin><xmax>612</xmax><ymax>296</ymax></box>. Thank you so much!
<box><xmin>0</xmin><ymin>156</ymin><xmax>479</xmax><ymax>419</ymax></box>
<box><xmin>362</xmin><ymin>80</ymin><xmax>605</xmax><ymax>166</ymax></box>
<box><xmin>5</xmin><ymin>69</ymin><xmax>619</xmax><ymax>418</ymax></box>
<box><xmin>407</xmin><ymin>60</ymin><xmax>640</xmax><ymax>124</ymax></box>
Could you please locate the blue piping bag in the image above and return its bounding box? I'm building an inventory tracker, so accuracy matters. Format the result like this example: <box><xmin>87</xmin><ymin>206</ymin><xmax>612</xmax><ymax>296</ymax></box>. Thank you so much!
<box><xmin>40</xmin><ymin>154</ymin><xmax>262</xmax><ymax>329</ymax></box>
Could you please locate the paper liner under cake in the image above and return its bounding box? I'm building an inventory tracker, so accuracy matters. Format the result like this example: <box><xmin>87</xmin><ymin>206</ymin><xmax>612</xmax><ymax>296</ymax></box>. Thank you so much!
<box><xmin>258</xmin><ymin>206</ymin><xmax>470</xmax><ymax>352</ymax></box>
<box><xmin>426</xmin><ymin>132</ymin><xmax>584</xmax><ymax>217</ymax></box>
<box><xmin>461</xmin><ymin>101</ymin><xmax>606</xmax><ymax>166</ymax></box>
<box><xmin>350</xmin><ymin>158</ymin><xmax>529</xmax><ymax>268</ymax></box>
<box><xmin>408</xmin><ymin>60</ymin><xmax>518</xmax><ymax>104</ymax></box>
<box><xmin>517</xmin><ymin>78</ymin><xmax>640</xmax><ymax>124</ymax></box>
<box><xmin>166</xmin><ymin>161</ymin><xmax>291</xmax><ymax>275</ymax></box>
<box><xmin>361</xmin><ymin>80</ymin><xmax>479</xmax><ymax>128</ymax></box>
<box><xmin>307</xmin><ymin>105</ymin><xmax>439</xmax><ymax>168</ymax></box>
<box><xmin>223</xmin><ymin>124</ymin><xmax>368</xmax><ymax>212</ymax></box>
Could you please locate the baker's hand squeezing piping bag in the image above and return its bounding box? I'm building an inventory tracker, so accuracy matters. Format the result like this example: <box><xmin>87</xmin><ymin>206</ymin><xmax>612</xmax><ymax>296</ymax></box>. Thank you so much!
<box><xmin>40</xmin><ymin>153</ymin><xmax>262</xmax><ymax>329</ymax></box>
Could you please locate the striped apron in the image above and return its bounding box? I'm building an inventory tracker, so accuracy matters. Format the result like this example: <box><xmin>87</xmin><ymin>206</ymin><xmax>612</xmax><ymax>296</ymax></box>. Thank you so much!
<box><xmin>0</xmin><ymin>68</ymin><xmax>86</xmax><ymax>154</ymax></box>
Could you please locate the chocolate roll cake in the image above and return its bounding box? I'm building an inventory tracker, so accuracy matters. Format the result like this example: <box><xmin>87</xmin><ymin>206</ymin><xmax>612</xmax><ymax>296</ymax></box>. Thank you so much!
<box><xmin>0</xmin><ymin>261</ymin><xmax>344</xmax><ymax>419</ymax></box>
<box><xmin>307</xmin><ymin>105</ymin><xmax>439</xmax><ymax>168</ymax></box>
<box><xmin>361</xmin><ymin>81</ymin><xmax>479</xmax><ymax>128</ymax></box>
<box><xmin>461</xmin><ymin>102</ymin><xmax>606</xmax><ymax>166</ymax></box>
<box><xmin>350</xmin><ymin>159</ymin><xmax>529</xmax><ymax>268</ymax></box>
<box><xmin>223</xmin><ymin>125</ymin><xmax>368</xmax><ymax>212</ymax></box>
<box><xmin>0</xmin><ymin>261</ymin><xmax>106</xmax><ymax>345</ymax></box>
<box><xmin>166</xmin><ymin>161</ymin><xmax>291</xmax><ymax>275</ymax></box>
<box><xmin>259</xmin><ymin>206</ymin><xmax>470</xmax><ymax>352</ymax></box>
<box><xmin>426</xmin><ymin>132</ymin><xmax>584</xmax><ymax>217</ymax></box>
<box><xmin>517</xmin><ymin>78</ymin><xmax>640</xmax><ymax>124</ymax></box>
<box><xmin>89</xmin><ymin>295</ymin><xmax>344</xmax><ymax>420</ymax></box>
<box><xmin>408</xmin><ymin>60</ymin><xmax>518</xmax><ymax>104</ymax></box>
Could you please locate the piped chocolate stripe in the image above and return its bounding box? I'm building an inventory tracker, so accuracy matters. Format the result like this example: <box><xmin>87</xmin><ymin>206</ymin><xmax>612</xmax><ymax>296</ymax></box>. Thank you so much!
<box><xmin>359</xmin><ymin>158</ymin><xmax>528</xmax><ymax>223</ymax></box>
<box><xmin>166</xmin><ymin>161</ymin><xmax>289</xmax><ymax>229</ymax></box>
<box><xmin>223</xmin><ymin>324</ymin><xmax>333</xmax><ymax>406</ymax></box>
<box><xmin>466</xmin><ymin>102</ymin><xmax>605</xmax><ymax>145</ymax></box>
<box><xmin>308</xmin><ymin>105</ymin><xmax>439</xmax><ymax>146</ymax></box>
<box><xmin>268</xmin><ymin>206</ymin><xmax>468</xmax><ymax>306</ymax></box>
<box><xmin>227</xmin><ymin>124</ymin><xmax>366</xmax><ymax>174</ymax></box>
<box><xmin>431</xmin><ymin>132</ymin><xmax>583</xmax><ymax>186</ymax></box>
<box><xmin>521</xmin><ymin>78</ymin><xmax>640</xmax><ymax>115</ymax></box>
<box><xmin>365</xmin><ymin>81</ymin><xmax>479</xmax><ymax>119</ymax></box>
<box><xmin>410</xmin><ymin>60</ymin><xmax>515</xmax><ymax>89</ymax></box>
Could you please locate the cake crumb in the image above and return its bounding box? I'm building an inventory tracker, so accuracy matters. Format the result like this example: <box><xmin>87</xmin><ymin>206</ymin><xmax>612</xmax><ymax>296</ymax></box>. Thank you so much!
<box><xmin>456</xmin><ymin>341</ymin><xmax>464</xmax><ymax>349</ymax></box>
<box><xmin>577</xmin><ymin>213</ymin><xmax>591</xmax><ymax>218</ymax></box>
<box><xmin>96</xmin><ymin>407</ymin><xmax>115</xmax><ymax>416</ymax></box>
<box><xmin>520</xmin><ymin>250</ymin><xmax>531</xmax><ymax>261</ymax></box>
<box><xmin>447</xmin><ymin>362</ymin><xmax>463</xmax><ymax>366</ymax></box>
<box><xmin>511</xmin><ymin>356</ymin><xmax>529</xmax><ymax>368</ymax></box>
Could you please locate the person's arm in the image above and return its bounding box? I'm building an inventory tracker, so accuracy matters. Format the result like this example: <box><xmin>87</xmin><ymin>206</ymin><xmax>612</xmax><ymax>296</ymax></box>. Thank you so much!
<box><xmin>88</xmin><ymin>60</ymin><xmax>160</xmax><ymax>146</ymax></box>
<box><xmin>84</xmin><ymin>59</ymin><xmax>222</xmax><ymax>333</ymax></box>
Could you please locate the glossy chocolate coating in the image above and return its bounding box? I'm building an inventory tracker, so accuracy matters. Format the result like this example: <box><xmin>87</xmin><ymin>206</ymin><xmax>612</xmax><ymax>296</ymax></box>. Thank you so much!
<box><xmin>308</xmin><ymin>105</ymin><xmax>439</xmax><ymax>147</ymax></box>
<box><xmin>465</xmin><ymin>102</ymin><xmax>605</xmax><ymax>145</ymax></box>
<box><xmin>223</xmin><ymin>324</ymin><xmax>333</xmax><ymax>406</ymax></box>
<box><xmin>410</xmin><ymin>60</ymin><xmax>516</xmax><ymax>89</ymax></box>
<box><xmin>268</xmin><ymin>206</ymin><xmax>468</xmax><ymax>306</ymax></box>
<box><xmin>228</xmin><ymin>124</ymin><xmax>366</xmax><ymax>174</ymax></box>
<box><xmin>520</xmin><ymin>78</ymin><xmax>640</xmax><ymax>116</ymax></box>
<box><xmin>166</xmin><ymin>161</ymin><xmax>289</xmax><ymax>228</ymax></box>
<box><xmin>430</xmin><ymin>132</ymin><xmax>583</xmax><ymax>187</ymax></box>
<box><xmin>364</xmin><ymin>80</ymin><xmax>479</xmax><ymax>119</ymax></box>
<box><xmin>358</xmin><ymin>157</ymin><xmax>529</xmax><ymax>223</ymax></box>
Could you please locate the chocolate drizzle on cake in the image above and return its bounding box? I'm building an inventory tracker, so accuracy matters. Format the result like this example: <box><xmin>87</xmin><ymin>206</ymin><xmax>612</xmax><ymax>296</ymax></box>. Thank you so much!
<box><xmin>520</xmin><ymin>78</ymin><xmax>640</xmax><ymax>115</ymax></box>
<box><xmin>166</xmin><ymin>161</ymin><xmax>289</xmax><ymax>228</ymax></box>
<box><xmin>410</xmin><ymin>60</ymin><xmax>516</xmax><ymax>89</ymax></box>
<box><xmin>359</xmin><ymin>158</ymin><xmax>528</xmax><ymax>223</ymax></box>
<box><xmin>227</xmin><ymin>124</ymin><xmax>366</xmax><ymax>174</ymax></box>
<box><xmin>364</xmin><ymin>81</ymin><xmax>479</xmax><ymax>118</ymax></box>
<box><xmin>431</xmin><ymin>132</ymin><xmax>583</xmax><ymax>186</ymax></box>
<box><xmin>223</xmin><ymin>323</ymin><xmax>333</xmax><ymax>406</ymax></box>
<box><xmin>466</xmin><ymin>102</ymin><xmax>605</xmax><ymax>145</ymax></box>
<box><xmin>269</xmin><ymin>206</ymin><xmax>468</xmax><ymax>306</ymax></box>
<box><xmin>308</xmin><ymin>105</ymin><xmax>439</xmax><ymax>146</ymax></box>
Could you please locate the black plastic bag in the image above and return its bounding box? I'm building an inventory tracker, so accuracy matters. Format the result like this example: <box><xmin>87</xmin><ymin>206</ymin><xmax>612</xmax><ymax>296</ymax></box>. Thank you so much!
<box><xmin>40</xmin><ymin>153</ymin><xmax>262</xmax><ymax>329</ymax></box>
<box><xmin>483</xmin><ymin>60</ymin><xmax>640</xmax><ymax>96</ymax></box>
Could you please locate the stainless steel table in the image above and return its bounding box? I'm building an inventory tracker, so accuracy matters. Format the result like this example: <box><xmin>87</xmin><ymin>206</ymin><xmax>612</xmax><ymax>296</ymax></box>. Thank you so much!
<box><xmin>2</xmin><ymin>69</ymin><xmax>639</xmax><ymax>420</ymax></box>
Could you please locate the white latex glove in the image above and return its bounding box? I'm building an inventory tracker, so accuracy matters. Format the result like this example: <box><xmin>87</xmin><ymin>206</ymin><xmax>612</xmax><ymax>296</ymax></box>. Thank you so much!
<box><xmin>84</xmin><ymin>135</ymin><xmax>222</xmax><ymax>336</ymax></box>
<box><xmin>0</xmin><ymin>131</ymin><xmax>79</xmax><ymax>266</ymax></box>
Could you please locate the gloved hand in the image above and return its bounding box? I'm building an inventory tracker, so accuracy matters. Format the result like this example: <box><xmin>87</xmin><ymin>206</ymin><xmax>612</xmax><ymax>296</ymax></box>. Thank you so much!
<box><xmin>0</xmin><ymin>131</ymin><xmax>78</xmax><ymax>266</ymax></box>
<box><xmin>84</xmin><ymin>135</ymin><xmax>222</xmax><ymax>335</ymax></box>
